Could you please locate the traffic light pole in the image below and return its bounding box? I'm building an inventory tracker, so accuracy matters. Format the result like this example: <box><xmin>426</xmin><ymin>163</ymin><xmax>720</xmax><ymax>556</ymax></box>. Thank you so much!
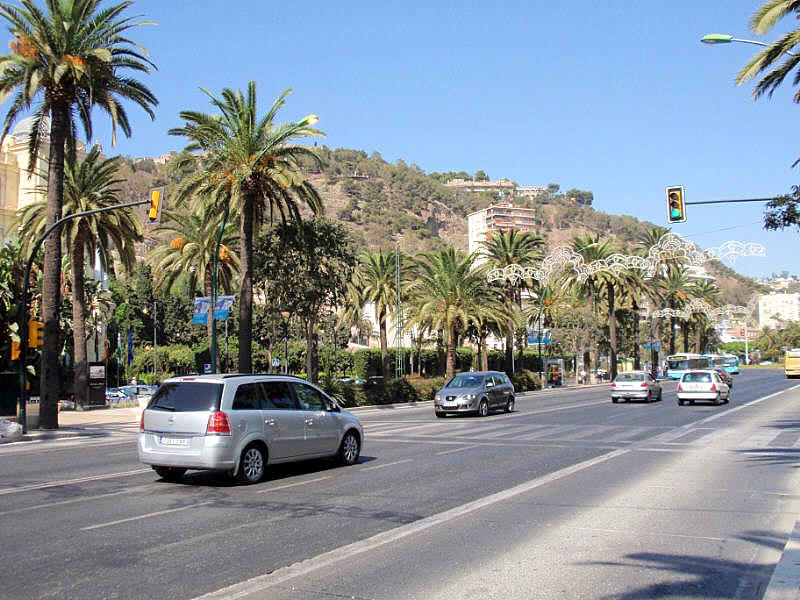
<box><xmin>17</xmin><ymin>199</ymin><xmax>149</xmax><ymax>433</ymax></box>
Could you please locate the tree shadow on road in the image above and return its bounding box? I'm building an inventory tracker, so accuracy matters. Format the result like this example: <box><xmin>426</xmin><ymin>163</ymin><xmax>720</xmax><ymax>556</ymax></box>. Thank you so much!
<box><xmin>583</xmin><ymin>540</ymin><xmax>780</xmax><ymax>599</ymax></box>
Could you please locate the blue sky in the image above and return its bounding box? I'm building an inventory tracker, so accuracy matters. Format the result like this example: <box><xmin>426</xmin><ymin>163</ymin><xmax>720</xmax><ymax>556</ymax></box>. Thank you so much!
<box><xmin>7</xmin><ymin>0</ymin><xmax>800</xmax><ymax>279</ymax></box>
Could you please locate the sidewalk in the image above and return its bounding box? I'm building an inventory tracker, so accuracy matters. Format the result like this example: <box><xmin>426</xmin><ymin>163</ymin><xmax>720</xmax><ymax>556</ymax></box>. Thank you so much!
<box><xmin>18</xmin><ymin>406</ymin><xmax>141</xmax><ymax>442</ymax></box>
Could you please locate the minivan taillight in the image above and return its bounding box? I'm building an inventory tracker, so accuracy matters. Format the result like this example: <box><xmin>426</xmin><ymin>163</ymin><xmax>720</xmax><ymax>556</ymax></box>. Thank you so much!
<box><xmin>140</xmin><ymin>411</ymin><xmax>145</xmax><ymax>432</ymax></box>
<box><xmin>677</xmin><ymin>384</ymin><xmax>683</xmax><ymax>392</ymax></box>
<box><xmin>611</xmin><ymin>382</ymin><xmax>616</xmax><ymax>387</ymax></box>
<box><xmin>710</xmin><ymin>383</ymin><xmax>717</xmax><ymax>392</ymax></box>
<box><xmin>206</xmin><ymin>411</ymin><xmax>231</xmax><ymax>435</ymax></box>
<box><xmin>640</xmin><ymin>381</ymin><xmax>649</xmax><ymax>387</ymax></box>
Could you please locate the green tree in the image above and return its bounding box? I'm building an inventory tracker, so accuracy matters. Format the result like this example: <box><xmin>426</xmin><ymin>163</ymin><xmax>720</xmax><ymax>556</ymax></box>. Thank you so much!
<box><xmin>15</xmin><ymin>146</ymin><xmax>140</xmax><ymax>407</ymax></box>
<box><xmin>0</xmin><ymin>0</ymin><xmax>157</xmax><ymax>427</ymax></box>
<box><xmin>254</xmin><ymin>218</ymin><xmax>356</xmax><ymax>383</ymax></box>
<box><xmin>147</xmin><ymin>202</ymin><xmax>239</xmax><ymax>371</ymax></box>
<box><xmin>170</xmin><ymin>84</ymin><xmax>324</xmax><ymax>373</ymax></box>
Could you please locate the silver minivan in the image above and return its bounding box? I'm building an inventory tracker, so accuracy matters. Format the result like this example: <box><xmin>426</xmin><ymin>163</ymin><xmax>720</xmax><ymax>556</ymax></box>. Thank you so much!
<box><xmin>138</xmin><ymin>374</ymin><xmax>363</xmax><ymax>483</ymax></box>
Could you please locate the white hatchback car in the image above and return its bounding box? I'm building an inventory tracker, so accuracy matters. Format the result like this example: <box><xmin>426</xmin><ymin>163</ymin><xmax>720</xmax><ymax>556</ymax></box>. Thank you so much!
<box><xmin>677</xmin><ymin>370</ymin><xmax>730</xmax><ymax>406</ymax></box>
<box><xmin>138</xmin><ymin>374</ymin><xmax>363</xmax><ymax>483</ymax></box>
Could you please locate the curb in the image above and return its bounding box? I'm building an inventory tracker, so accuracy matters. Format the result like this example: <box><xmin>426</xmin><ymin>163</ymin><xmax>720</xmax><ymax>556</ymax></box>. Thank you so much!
<box><xmin>764</xmin><ymin>520</ymin><xmax>800</xmax><ymax>600</ymax></box>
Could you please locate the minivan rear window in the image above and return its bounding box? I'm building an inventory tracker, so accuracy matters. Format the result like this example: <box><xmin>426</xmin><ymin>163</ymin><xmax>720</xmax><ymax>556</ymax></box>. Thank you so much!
<box><xmin>148</xmin><ymin>382</ymin><xmax>223</xmax><ymax>412</ymax></box>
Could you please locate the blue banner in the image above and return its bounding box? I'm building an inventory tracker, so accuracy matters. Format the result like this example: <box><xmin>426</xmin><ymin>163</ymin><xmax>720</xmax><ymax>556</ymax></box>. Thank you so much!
<box><xmin>527</xmin><ymin>328</ymin><xmax>551</xmax><ymax>345</ymax></box>
<box><xmin>191</xmin><ymin>297</ymin><xmax>211</xmax><ymax>325</ymax></box>
<box><xmin>213</xmin><ymin>296</ymin><xmax>235</xmax><ymax>321</ymax></box>
<box><xmin>192</xmin><ymin>295</ymin><xmax>235</xmax><ymax>325</ymax></box>
<box><xmin>127</xmin><ymin>329</ymin><xmax>133</xmax><ymax>365</ymax></box>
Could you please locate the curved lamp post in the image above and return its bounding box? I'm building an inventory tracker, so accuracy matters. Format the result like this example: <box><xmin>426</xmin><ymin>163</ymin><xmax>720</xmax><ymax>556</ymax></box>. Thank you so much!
<box><xmin>701</xmin><ymin>33</ymin><xmax>797</xmax><ymax>57</ymax></box>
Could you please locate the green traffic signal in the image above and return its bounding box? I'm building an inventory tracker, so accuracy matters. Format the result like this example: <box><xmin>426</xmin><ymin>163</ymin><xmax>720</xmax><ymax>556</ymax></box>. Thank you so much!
<box><xmin>666</xmin><ymin>185</ymin><xmax>686</xmax><ymax>223</ymax></box>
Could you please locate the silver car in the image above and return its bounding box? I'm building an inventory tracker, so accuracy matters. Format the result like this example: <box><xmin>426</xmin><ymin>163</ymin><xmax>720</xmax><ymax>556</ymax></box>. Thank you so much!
<box><xmin>677</xmin><ymin>370</ymin><xmax>730</xmax><ymax>406</ymax></box>
<box><xmin>434</xmin><ymin>371</ymin><xmax>515</xmax><ymax>417</ymax></box>
<box><xmin>138</xmin><ymin>374</ymin><xmax>363</xmax><ymax>483</ymax></box>
<box><xmin>611</xmin><ymin>371</ymin><xmax>662</xmax><ymax>403</ymax></box>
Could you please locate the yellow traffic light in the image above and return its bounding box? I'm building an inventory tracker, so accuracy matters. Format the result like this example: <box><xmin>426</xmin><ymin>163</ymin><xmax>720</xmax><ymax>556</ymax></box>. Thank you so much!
<box><xmin>11</xmin><ymin>341</ymin><xmax>20</xmax><ymax>360</ymax></box>
<box><xmin>28</xmin><ymin>320</ymin><xmax>44</xmax><ymax>348</ymax></box>
<box><xmin>666</xmin><ymin>185</ymin><xmax>686</xmax><ymax>223</ymax></box>
<box><xmin>148</xmin><ymin>187</ymin><xmax>165</xmax><ymax>223</ymax></box>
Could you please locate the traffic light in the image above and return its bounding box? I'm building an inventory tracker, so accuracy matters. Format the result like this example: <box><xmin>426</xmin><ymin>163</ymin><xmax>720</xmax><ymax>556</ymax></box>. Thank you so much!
<box><xmin>28</xmin><ymin>320</ymin><xmax>44</xmax><ymax>348</ymax></box>
<box><xmin>11</xmin><ymin>341</ymin><xmax>20</xmax><ymax>360</ymax></box>
<box><xmin>148</xmin><ymin>187</ymin><xmax>165</xmax><ymax>223</ymax></box>
<box><xmin>666</xmin><ymin>185</ymin><xmax>686</xmax><ymax>223</ymax></box>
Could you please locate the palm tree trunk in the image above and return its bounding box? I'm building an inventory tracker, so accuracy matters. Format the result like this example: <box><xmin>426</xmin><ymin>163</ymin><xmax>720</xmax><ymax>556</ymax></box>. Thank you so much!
<box><xmin>71</xmin><ymin>236</ymin><xmax>88</xmax><ymax>409</ymax></box>
<box><xmin>695</xmin><ymin>320</ymin><xmax>702</xmax><ymax>354</ymax></box>
<box><xmin>608</xmin><ymin>284</ymin><xmax>618</xmax><ymax>380</ymax></box>
<box><xmin>446</xmin><ymin>327</ymin><xmax>456</xmax><ymax>379</ymax></box>
<box><xmin>238</xmin><ymin>194</ymin><xmax>254</xmax><ymax>373</ymax></box>
<box><xmin>683</xmin><ymin>325</ymin><xmax>689</xmax><ymax>353</ymax></box>
<box><xmin>669</xmin><ymin>317</ymin><xmax>676</xmax><ymax>355</ymax></box>
<box><xmin>505</xmin><ymin>284</ymin><xmax>514</xmax><ymax>373</ymax></box>
<box><xmin>40</xmin><ymin>103</ymin><xmax>69</xmax><ymax>429</ymax></box>
<box><xmin>585</xmin><ymin>281</ymin><xmax>596</xmax><ymax>383</ymax></box>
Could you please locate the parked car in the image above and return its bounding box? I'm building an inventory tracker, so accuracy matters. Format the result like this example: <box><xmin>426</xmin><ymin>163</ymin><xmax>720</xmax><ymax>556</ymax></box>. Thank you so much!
<box><xmin>712</xmin><ymin>368</ymin><xmax>734</xmax><ymax>388</ymax></box>
<box><xmin>106</xmin><ymin>387</ymin><xmax>136</xmax><ymax>404</ymax></box>
<box><xmin>434</xmin><ymin>371</ymin><xmax>515</xmax><ymax>417</ymax></box>
<box><xmin>138</xmin><ymin>374</ymin><xmax>363</xmax><ymax>483</ymax></box>
<box><xmin>677</xmin><ymin>370</ymin><xmax>730</xmax><ymax>406</ymax></box>
<box><xmin>339</xmin><ymin>377</ymin><xmax>366</xmax><ymax>386</ymax></box>
<box><xmin>611</xmin><ymin>371</ymin><xmax>662</xmax><ymax>403</ymax></box>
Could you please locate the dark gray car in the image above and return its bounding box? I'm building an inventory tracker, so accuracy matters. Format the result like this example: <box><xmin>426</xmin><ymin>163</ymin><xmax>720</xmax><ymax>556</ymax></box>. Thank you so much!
<box><xmin>434</xmin><ymin>371</ymin><xmax>515</xmax><ymax>417</ymax></box>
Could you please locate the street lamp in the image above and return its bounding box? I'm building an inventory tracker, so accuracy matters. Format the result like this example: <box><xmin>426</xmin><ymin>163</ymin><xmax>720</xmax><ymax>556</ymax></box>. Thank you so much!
<box><xmin>701</xmin><ymin>33</ymin><xmax>797</xmax><ymax>56</ymax></box>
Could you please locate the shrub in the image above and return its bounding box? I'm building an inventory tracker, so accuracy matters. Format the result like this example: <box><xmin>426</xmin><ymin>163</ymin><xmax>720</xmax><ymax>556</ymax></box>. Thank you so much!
<box><xmin>510</xmin><ymin>369</ymin><xmax>542</xmax><ymax>392</ymax></box>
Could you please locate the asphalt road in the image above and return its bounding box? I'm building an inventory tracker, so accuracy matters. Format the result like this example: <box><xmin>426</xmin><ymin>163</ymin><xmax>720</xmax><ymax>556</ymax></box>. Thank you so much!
<box><xmin>1</xmin><ymin>369</ymin><xmax>800</xmax><ymax>599</ymax></box>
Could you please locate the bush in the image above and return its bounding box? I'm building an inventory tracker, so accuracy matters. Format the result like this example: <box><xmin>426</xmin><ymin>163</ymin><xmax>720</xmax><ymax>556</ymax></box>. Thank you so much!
<box><xmin>510</xmin><ymin>369</ymin><xmax>542</xmax><ymax>392</ymax></box>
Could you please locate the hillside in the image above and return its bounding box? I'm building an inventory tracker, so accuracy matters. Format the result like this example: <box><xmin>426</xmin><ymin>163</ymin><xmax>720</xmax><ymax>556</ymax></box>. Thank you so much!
<box><xmin>115</xmin><ymin>147</ymin><xmax>766</xmax><ymax>304</ymax></box>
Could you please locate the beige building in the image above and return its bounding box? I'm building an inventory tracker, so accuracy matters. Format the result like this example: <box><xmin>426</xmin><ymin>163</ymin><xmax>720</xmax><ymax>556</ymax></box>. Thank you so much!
<box><xmin>758</xmin><ymin>293</ymin><xmax>800</xmax><ymax>329</ymax></box>
<box><xmin>467</xmin><ymin>202</ymin><xmax>538</xmax><ymax>258</ymax></box>
<box><xmin>0</xmin><ymin>116</ymin><xmax>49</xmax><ymax>241</ymax></box>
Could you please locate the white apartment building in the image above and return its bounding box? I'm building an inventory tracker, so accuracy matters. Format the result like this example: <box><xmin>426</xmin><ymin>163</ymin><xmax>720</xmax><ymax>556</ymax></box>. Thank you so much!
<box><xmin>758</xmin><ymin>293</ymin><xmax>800</xmax><ymax>329</ymax></box>
<box><xmin>467</xmin><ymin>202</ymin><xmax>538</xmax><ymax>259</ymax></box>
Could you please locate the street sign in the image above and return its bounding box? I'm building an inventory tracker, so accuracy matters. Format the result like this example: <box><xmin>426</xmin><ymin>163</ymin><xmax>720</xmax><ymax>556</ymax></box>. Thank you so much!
<box><xmin>271</xmin><ymin>358</ymin><xmax>280</xmax><ymax>367</ymax></box>
<box><xmin>203</xmin><ymin>363</ymin><xmax>212</xmax><ymax>374</ymax></box>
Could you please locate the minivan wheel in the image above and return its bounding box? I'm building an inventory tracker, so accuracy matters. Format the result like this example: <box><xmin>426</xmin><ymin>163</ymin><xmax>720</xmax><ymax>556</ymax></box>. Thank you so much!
<box><xmin>237</xmin><ymin>444</ymin><xmax>266</xmax><ymax>484</ymax></box>
<box><xmin>477</xmin><ymin>399</ymin><xmax>489</xmax><ymax>417</ymax></box>
<box><xmin>154</xmin><ymin>466</ymin><xmax>186</xmax><ymax>482</ymax></box>
<box><xmin>338</xmin><ymin>431</ymin><xmax>361</xmax><ymax>466</ymax></box>
<box><xmin>505</xmin><ymin>397</ymin><xmax>515</xmax><ymax>413</ymax></box>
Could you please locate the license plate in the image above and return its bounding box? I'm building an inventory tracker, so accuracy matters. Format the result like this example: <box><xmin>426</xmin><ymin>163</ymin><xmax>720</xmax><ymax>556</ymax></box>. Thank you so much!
<box><xmin>159</xmin><ymin>436</ymin><xmax>189</xmax><ymax>446</ymax></box>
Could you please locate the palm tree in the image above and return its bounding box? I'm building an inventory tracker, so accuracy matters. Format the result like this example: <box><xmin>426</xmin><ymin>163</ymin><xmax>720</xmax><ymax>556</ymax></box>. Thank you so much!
<box><xmin>406</xmin><ymin>248</ymin><xmax>489</xmax><ymax>379</ymax></box>
<box><xmin>169</xmin><ymin>84</ymin><xmax>323</xmax><ymax>373</ymax></box>
<box><xmin>689</xmin><ymin>280</ymin><xmax>720</xmax><ymax>353</ymax></box>
<box><xmin>480</xmin><ymin>229</ymin><xmax>544</xmax><ymax>373</ymax></box>
<box><xmin>147</xmin><ymin>203</ymin><xmax>239</xmax><ymax>371</ymax></box>
<box><xmin>566</xmin><ymin>234</ymin><xmax>615</xmax><ymax>381</ymax></box>
<box><xmin>735</xmin><ymin>0</ymin><xmax>800</xmax><ymax>104</ymax></box>
<box><xmin>354</xmin><ymin>248</ymin><xmax>400</xmax><ymax>381</ymax></box>
<box><xmin>15</xmin><ymin>146</ymin><xmax>140</xmax><ymax>408</ymax></box>
<box><xmin>662</xmin><ymin>266</ymin><xmax>694</xmax><ymax>354</ymax></box>
<box><xmin>0</xmin><ymin>0</ymin><xmax>157</xmax><ymax>427</ymax></box>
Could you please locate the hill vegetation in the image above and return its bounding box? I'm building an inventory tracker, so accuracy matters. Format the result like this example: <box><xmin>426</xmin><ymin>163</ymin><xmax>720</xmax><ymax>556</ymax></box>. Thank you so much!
<box><xmin>116</xmin><ymin>147</ymin><xmax>766</xmax><ymax>303</ymax></box>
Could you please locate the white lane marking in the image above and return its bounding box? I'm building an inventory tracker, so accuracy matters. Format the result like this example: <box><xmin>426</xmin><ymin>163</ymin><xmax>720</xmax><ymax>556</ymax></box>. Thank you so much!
<box><xmin>741</xmin><ymin>430</ymin><xmax>784</xmax><ymax>449</ymax></box>
<box><xmin>256</xmin><ymin>476</ymin><xmax>332</xmax><ymax>494</ymax></box>
<box><xmin>359</xmin><ymin>458</ymin><xmax>413</xmax><ymax>472</ymax></box>
<box><xmin>566</xmin><ymin>525</ymin><xmax>725</xmax><ymax>542</ymax></box>
<box><xmin>193</xmin><ymin>448</ymin><xmax>629</xmax><ymax>600</ymax></box>
<box><xmin>81</xmin><ymin>501</ymin><xmax>213</xmax><ymax>531</ymax></box>
<box><xmin>0</xmin><ymin>468</ymin><xmax>151</xmax><ymax>496</ymax></box>
<box><xmin>435</xmin><ymin>444</ymin><xmax>481</xmax><ymax>456</ymax></box>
